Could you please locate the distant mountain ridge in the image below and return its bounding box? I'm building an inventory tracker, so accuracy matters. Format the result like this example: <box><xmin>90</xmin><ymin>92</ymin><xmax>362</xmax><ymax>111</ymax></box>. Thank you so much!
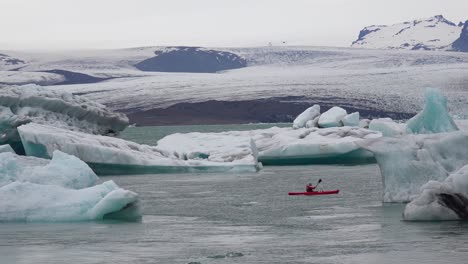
<box><xmin>352</xmin><ymin>15</ymin><xmax>467</xmax><ymax>52</ymax></box>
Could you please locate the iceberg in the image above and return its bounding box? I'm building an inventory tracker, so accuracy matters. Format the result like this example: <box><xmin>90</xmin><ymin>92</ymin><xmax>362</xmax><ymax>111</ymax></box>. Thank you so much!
<box><xmin>18</xmin><ymin>123</ymin><xmax>260</xmax><ymax>175</ymax></box>
<box><xmin>0</xmin><ymin>85</ymin><xmax>129</xmax><ymax>154</ymax></box>
<box><xmin>160</xmin><ymin>126</ymin><xmax>381</xmax><ymax>166</ymax></box>
<box><xmin>0</xmin><ymin>180</ymin><xmax>140</xmax><ymax>222</ymax></box>
<box><xmin>256</xmin><ymin>126</ymin><xmax>380</xmax><ymax>165</ymax></box>
<box><xmin>359</xmin><ymin>131</ymin><xmax>468</xmax><ymax>202</ymax></box>
<box><xmin>0</xmin><ymin>151</ymin><xmax>98</xmax><ymax>189</ymax></box>
<box><xmin>368</xmin><ymin>118</ymin><xmax>405</xmax><ymax>137</ymax></box>
<box><xmin>293</xmin><ymin>105</ymin><xmax>320</xmax><ymax>129</ymax></box>
<box><xmin>318</xmin><ymin>106</ymin><xmax>347</xmax><ymax>128</ymax></box>
<box><xmin>403</xmin><ymin>165</ymin><xmax>468</xmax><ymax>221</ymax></box>
<box><xmin>342</xmin><ymin>112</ymin><xmax>360</xmax><ymax>127</ymax></box>
<box><xmin>0</xmin><ymin>144</ymin><xmax>15</xmax><ymax>153</ymax></box>
<box><xmin>406</xmin><ymin>88</ymin><xmax>459</xmax><ymax>134</ymax></box>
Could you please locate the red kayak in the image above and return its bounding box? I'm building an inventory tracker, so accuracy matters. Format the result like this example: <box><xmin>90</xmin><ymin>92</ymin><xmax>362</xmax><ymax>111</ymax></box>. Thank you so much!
<box><xmin>288</xmin><ymin>189</ymin><xmax>339</xmax><ymax>196</ymax></box>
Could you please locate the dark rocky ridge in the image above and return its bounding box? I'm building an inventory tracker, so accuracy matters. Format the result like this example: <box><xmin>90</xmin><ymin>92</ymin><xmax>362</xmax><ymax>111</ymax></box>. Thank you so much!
<box><xmin>0</xmin><ymin>53</ymin><xmax>25</xmax><ymax>65</ymax></box>
<box><xmin>452</xmin><ymin>20</ymin><xmax>468</xmax><ymax>52</ymax></box>
<box><xmin>124</xmin><ymin>96</ymin><xmax>415</xmax><ymax>126</ymax></box>
<box><xmin>134</xmin><ymin>46</ymin><xmax>247</xmax><ymax>73</ymax></box>
<box><xmin>43</xmin><ymin>69</ymin><xmax>111</xmax><ymax>85</ymax></box>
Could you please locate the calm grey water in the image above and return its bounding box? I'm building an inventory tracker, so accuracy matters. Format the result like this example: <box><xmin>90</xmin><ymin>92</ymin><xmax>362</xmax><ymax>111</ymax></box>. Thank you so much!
<box><xmin>1</xmin><ymin>124</ymin><xmax>468</xmax><ymax>264</ymax></box>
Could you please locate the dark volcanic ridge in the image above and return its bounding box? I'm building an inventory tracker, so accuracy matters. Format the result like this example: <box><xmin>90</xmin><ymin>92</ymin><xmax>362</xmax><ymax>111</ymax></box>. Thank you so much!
<box><xmin>43</xmin><ymin>69</ymin><xmax>112</xmax><ymax>85</ymax></box>
<box><xmin>124</xmin><ymin>96</ymin><xmax>415</xmax><ymax>126</ymax></box>
<box><xmin>134</xmin><ymin>46</ymin><xmax>247</xmax><ymax>73</ymax></box>
<box><xmin>452</xmin><ymin>20</ymin><xmax>468</xmax><ymax>52</ymax></box>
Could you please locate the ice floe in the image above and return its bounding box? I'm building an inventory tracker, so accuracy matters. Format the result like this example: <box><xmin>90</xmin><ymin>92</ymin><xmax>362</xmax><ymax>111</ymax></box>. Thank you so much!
<box><xmin>18</xmin><ymin>123</ymin><xmax>260</xmax><ymax>175</ymax></box>
<box><xmin>359</xmin><ymin>131</ymin><xmax>468</xmax><ymax>202</ymax></box>
<box><xmin>0</xmin><ymin>85</ymin><xmax>129</xmax><ymax>154</ymax></box>
<box><xmin>403</xmin><ymin>165</ymin><xmax>468</xmax><ymax>221</ymax></box>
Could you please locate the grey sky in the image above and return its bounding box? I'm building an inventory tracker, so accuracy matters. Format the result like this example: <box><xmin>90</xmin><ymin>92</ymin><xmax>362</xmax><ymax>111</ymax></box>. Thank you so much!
<box><xmin>1</xmin><ymin>0</ymin><xmax>466</xmax><ymax>50</ymax></box>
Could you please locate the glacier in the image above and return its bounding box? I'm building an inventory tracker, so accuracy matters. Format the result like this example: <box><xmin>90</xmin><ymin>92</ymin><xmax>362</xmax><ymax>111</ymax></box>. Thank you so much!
<box><xmin>0</xmin><ymin>85</ymin><xmax>129</xmax><ymax>154</ymax></box>
<box><xmin>18</xmin><ymin>123</ymin><xmax>260</xmax><ymax>175</ymax></box>
<box><xmin>406</xmin><ymin>88</ymin><xmax>459</xmax><ymax>134</ymax></box>
<box><xmin>403</xmin><ymin>165</ymin><xmax>468</xmax><ymax>221</ymax></box>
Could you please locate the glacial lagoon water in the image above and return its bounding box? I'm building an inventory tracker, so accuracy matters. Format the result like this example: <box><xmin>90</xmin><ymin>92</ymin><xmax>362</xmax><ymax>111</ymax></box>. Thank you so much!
<box><xmin>1</xmin><ymin>124</ymin><xmax>468</xmax><ymax>264</ymax></box>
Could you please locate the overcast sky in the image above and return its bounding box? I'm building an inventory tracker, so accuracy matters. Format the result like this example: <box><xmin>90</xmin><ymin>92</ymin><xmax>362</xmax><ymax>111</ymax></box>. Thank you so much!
<box><xmin>1</xmin><ymin>0</ymin><xmax>466</xmax><ymax>50</ymax></box>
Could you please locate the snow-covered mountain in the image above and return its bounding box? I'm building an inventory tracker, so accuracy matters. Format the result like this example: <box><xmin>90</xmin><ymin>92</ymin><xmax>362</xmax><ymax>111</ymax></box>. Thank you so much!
<box><xmin>352</xmin><ymin>15</ymin><xmax>466</xmax><ymax>51</ymax></box>
<box><xmin>452</xmin><ymin>20</ymin><xmax>468</xmax><ymax>52</ymax></box>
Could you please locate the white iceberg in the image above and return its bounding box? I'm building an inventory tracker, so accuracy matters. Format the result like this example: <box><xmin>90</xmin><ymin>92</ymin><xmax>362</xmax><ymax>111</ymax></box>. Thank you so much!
<box><xmin>18</xmin><ymin>123</ymin><xmax>260</xmax><ymax>175</ymax></box>
<box><xmin>0</xmin><ymin>150</ymin><xmax>98</xmax><ymax>189</ymax></box>
<box><xmin>359</xmin><ymin>131</ymin><xmax>468</xmax><ymax>202</ymax></box>
<box><xmin>368</xmin><ymin>118</ymin><xmax>405</xmax><ymax>137</ymax></box>
<box><xmin>406</xmin><ymin>88</ymin><xmax>459</xmax><ymax>134</ymax></box>
<box><xmin>342</xmin><ymin>112</ymin><xmax>360</xmax><ymax>127</ymax></box>
<box><xmin>256</xmin><ymin>126</ymin><xmax>380</xmax><ymax>165</ymax></box>
<box><xmin>305</xmin><ymin>117</ymin><xmax>319</xmax><ymax>128</ymax></box>
<box><xmin>160</xmin><ymin>126</ymin><xmax>381</xmax><ymax>166</ymax></box>
<box><xmin>318</xmin><ymin>106</ymin><xmax>347</xmax><ymax>128</ymax></box>
<box><xmin>0</xmin><ymin>144</ymin><xmax>15</xmax><ymax>153</ymax></box>
<box><xmin>0</xmin><ymin>85</ymin><xmax>129</xmax><ymax>154</ymax></box>
<box><xmin>293</xmin><ymin>105</ymin><xmax>320</xmax><ymax>129</ymax></box>
<box><xmin>403</xmin><ymin>165</ymin><xmax>468</xmax><ymax>221</ymax></box>
<box><xmin>0</xmin><ymin>180</ymin><xmax>140</xmax><ymax>222</ymax></box>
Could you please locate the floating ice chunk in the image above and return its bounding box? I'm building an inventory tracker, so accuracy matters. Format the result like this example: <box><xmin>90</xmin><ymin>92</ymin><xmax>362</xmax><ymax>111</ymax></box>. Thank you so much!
<box><xmin>368</xmin><ymin>118</ymin><xmax>405</xmax><ymax>137</ymax></box>
<box><xmin>406</xmin><ymin>88</ymin><xmax>459</xmax><ymax>134</ymax></box>
<box><xmin>0</xmin><ymin>180</ymin><xmax>140</xmax><ymax>222</ymax></box>
<box><xmin>157</xmin><ymin>132</ymin><xmax>259</xmax><ymax>166</ymax></box>
<box><xmin>158</xmin><ymin>126</ymin><xmax>381</xmax><ymax>166</ymax></box>
<box><xmin>359</xmin><ymin>131</ymin><xmax>468</xmax><ymax>202</ymax></box>
<box><xmin>293</xmin><ymin>105</ymin><xmax>320</xmax><ymax>129</ymax></box>
<box><xmin>257</xmin><ymin>126</ymin><xmax>380</xmax><ymax>165</ymax></box>
<box><xmin>0</xmin><ymin>85</ymin><xmax>129</xmax><ymax>154</ymax></box>
<box><xmin>318</xmin><ymin>107</ymin><xmax>347</xmax><ymax>128</ymax></box>
<box><xmin>0</xmin><ymin>144</ymin><xmax>14</xmax><ymax>153</ymax></box>
<box><xmin>18</xmin><ymin>123</ymin><xmax>260</xmax><ymax>175</ymax></box>
<box><xmin>359</xmin><ymin>119</ymin><xmax>370</xmax><ymax>128</ymax></box>
<box><xmin>305</xmin><ymin>116</ymin><xmax>319</xmax><ymax>128</ymax></box>
<box><xmin>0</xmin><ymin>150</ymin><xmax>98</xmax><ymax>189</ymax></box>
<box><xmin>342</xmin><ymin>112</ymin><xmax>360</xmax><ymax>127</ymax></box>
<box><xmin>403</xmin><ymin>165</ymin><xmax>468</xmax><ymax>221</ymax></box>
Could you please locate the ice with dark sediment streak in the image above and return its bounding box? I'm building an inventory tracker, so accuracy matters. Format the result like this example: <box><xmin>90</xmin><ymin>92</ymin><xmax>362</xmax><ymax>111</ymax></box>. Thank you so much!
<box><xmin>403</xmin><ymin>165</ymin><xmax>468</xmax><ymax>221</ymax></box>
<box><xmin>18</xmin><ymin>123</ymin><xmax>261</xmax><ymax>175</ymax></box>
<box><xmin>0</xmin><ymin>150</ymin><xmax>141</xmax><ymax>222</ymax></box>
<box><xmin>359</xmin><ymin>131</ymin><xmax>468</xmax><ymax>202</ymax></box>
<box><xmin>0</xmin><ymin>85</ymin><xmax>129</xmax><ymax>154</ymax></box>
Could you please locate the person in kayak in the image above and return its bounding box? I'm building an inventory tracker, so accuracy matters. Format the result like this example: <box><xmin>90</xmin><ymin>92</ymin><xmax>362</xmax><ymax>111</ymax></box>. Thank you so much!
<box><xmin>306</xmin><ymin>179</ymin><xmax>322</xmax><ymax>192</ymax></box>
<box><xmin>306</xmin><ymin>183</ymin><xmax>315</xmax><ymax>192</ymax></box>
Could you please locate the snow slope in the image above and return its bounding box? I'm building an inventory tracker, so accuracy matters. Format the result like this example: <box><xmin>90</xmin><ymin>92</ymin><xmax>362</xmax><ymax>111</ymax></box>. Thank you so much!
<box><xmin>352</xmin><ymin>15</ymin><xmax>463</xmax><ymax>51</ymax></box>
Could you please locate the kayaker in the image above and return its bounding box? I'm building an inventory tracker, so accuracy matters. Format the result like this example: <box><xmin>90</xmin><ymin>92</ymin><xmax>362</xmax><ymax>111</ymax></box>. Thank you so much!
<box><xmin>306</xmin><ymin>183</ymin><xmax>315</xmax><ymax>192</ymax></box>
